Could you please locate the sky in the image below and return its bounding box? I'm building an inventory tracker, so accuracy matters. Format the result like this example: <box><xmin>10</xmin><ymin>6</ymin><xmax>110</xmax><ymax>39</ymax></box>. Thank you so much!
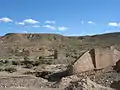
<box><xmin>0</xmin><ymin>0</ymin><xmax>120</xmax><ymax>36</ymax></box>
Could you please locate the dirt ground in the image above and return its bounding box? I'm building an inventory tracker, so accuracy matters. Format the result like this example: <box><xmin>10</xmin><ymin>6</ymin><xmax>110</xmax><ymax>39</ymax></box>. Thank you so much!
<box><xmin>0</xmin><ymin>87</ymin><xmax>60</xmax><ymax>90</ymax></box>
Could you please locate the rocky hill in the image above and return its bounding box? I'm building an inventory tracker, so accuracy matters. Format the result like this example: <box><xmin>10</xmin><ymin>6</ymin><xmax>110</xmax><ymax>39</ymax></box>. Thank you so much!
<box><xmin>0</xmin><ymin>32</ymin><xmax>120</xmax><ymax>64</ymax></box>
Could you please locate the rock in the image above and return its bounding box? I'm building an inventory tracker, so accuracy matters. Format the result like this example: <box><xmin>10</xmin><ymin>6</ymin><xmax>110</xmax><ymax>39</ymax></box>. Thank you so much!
<box><xmin>115</xmin><ymin>59</ymin><xmax>120</xmax><ymax>72</ymax></box>
<box><xmin>35</xmin><ymin>64</ymin><xmax>72</xmax><ymax>81</ymax></box>
<box><xmin>59</xmin><ymin>75</ymin><xmax>114</xmax><ymax>90</ymax></box>
<box><xmin>59</xmin><ymin>75</ymin><xmax>80</xmax><ymax>89</ymax></box>
<box><xmin>89</xmin><ymin>69</ymin><xmax>120</xmax><ymax>87</ymax></box>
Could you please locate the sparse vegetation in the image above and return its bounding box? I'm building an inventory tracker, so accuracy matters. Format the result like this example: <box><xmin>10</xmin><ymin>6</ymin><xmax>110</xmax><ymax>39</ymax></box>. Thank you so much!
<box><xmin>22</xmin><ymin>56</ymin><xmax>33</xmax><ymax>68</ymax></box>
<box><xmin>4</xmin><ymin>67</ymin><xmax>17</xmax><ymax>73</ymax></box>
<box><xmin>34</xmin><ymin>58</ymin><xmax>53</xmax><ymax>65</ymax></box>
<box><xmin>24</xmin><ymin>70</ymin><xmax>35</xmax><ymax>75</ymax></box>
<box><xmin>11</xmin><ymin>60</ymin><xmax>20</xmax><ymax>65</ymax></box>
<box><xmin>0</xmin><ymin>65</ymin><xmax>17</xmax><ymax>73</ymax></box>
<box><xmin>0</xmin><ymin>33</ymin><xmax>119</xmax><ymax>89</ymax></box>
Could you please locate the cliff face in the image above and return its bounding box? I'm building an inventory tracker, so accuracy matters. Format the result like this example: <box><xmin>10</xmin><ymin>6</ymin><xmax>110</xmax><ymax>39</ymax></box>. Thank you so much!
<box><xmin>0</xmin><ymin>32</ymin><xmax>120</xmax><ymax>64</ymax></box>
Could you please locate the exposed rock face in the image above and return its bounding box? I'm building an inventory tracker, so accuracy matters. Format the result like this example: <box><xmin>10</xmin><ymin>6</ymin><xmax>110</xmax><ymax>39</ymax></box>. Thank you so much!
<box><xmin>59</xmin><ymin>75</ymin><xmax>114</xmax><ymax>90</ymax></box>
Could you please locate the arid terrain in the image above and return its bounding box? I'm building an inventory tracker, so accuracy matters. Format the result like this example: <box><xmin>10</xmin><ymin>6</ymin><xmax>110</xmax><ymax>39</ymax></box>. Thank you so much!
<box><xmin>0</xmin><ymin>32</ymin><xmax>120</xmax><ymax>90</ymax></box>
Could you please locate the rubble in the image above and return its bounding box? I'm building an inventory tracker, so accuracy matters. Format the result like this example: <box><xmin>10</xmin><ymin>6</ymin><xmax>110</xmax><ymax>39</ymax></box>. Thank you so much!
<box><xmin>0</xmin><ymin>76</ymin><xmax>49</xmax><ymax>88</ymax></box>
<box><xmin>0</xmin><ymin>47</ymin><xmax>120</xmax><ymax>89</ymax></box>
<box><xmin>59</xmin><ymin>75</ymin><xmax>114</xmax><ymax>90</ymax></box>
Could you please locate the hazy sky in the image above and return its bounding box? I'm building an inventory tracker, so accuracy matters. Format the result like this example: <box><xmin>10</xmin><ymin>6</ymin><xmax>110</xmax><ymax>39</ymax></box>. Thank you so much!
<box><xmin>0</xmin><ymin>0</ymin><xmax>120</xmax><ymax>36</ymax></box>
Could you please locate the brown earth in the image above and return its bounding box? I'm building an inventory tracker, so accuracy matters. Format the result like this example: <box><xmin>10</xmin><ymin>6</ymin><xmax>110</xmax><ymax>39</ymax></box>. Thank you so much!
<box><xmin>0</xmin><ymin>32</ymin><xmax>120</xmax><ymax>90</ymax></box>
<box><xmin>0</xmin><ymin>32</ymin><xmax>120</xmax><ymax>64</ymax></box>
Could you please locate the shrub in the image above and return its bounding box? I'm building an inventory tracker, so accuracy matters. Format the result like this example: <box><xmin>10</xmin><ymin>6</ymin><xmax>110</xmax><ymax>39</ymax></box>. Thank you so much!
<box><xmin>34</xmin><ymin>57</ymin><xmax>53</xmax><ymax>66</ymax></box>
<box><xmin>4</xmin><ymin>67</ymin><xmax>17</xmax><ymax>73</ymax></box>
<box><xmin>24</xmin><ymin>71</ymin><xmax>34</xmax><ymax>75</ymax></box>
<box><xmin>22</xmin><ymin>56</ymin><xmax>33</xmax><ymax>69</ymax></box>
<box><xmin>24</xmin><ymin>64</ymin><xmax>33</xmax><ymax>69</ymax></box>
<box><xmin>12</xmin><ymin>61</ymin><xmax>20</xmax><ymax>65</ymax></box>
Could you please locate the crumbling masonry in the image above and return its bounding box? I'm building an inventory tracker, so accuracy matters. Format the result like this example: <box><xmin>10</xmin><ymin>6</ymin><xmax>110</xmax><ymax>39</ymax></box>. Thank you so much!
<box><xmin>73</xmin><ymin>47</ymin><xmax>120</xmax><ymax>73</ymax></box>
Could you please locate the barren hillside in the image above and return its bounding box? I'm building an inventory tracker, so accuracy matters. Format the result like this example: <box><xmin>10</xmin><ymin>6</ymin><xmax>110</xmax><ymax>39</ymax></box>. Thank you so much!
<box><xmin>0</xmin><ymin>32</ymin><xmax>120</xmax><ymax>64</ymax></box>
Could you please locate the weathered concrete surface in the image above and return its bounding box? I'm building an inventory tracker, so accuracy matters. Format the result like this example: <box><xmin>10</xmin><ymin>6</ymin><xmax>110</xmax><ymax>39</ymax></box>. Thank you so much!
<box><xmin>73</xmin><ymin>47</ymin><xmax>120</xmax><ymax>73</ymax></box>
<box><xmin>73</xmin><ymin>51</ymin><xmax>94</xmax><ymax>74</ymax></box>
<box><xmin>94</xmin><ymin>48</ymin><xmax>114</xmax><ymax>69</ymax></box>
<box><xmin>94</xmin><ymin>47</ymin><xmax>120</xmax><ymax>69</ymax></box>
